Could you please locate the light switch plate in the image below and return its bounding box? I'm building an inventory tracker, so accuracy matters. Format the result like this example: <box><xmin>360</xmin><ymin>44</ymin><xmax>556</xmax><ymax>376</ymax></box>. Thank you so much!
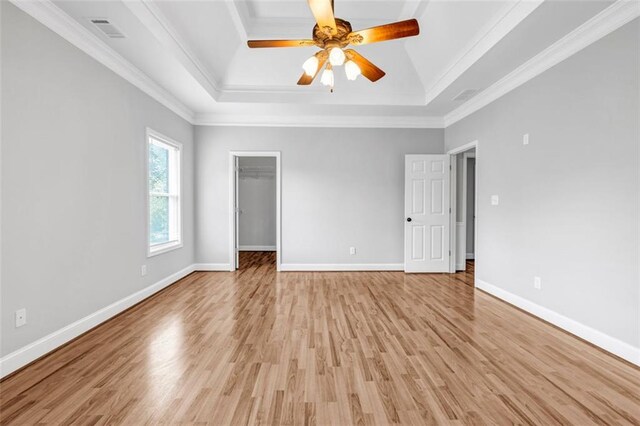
<box><xmin>350</xmin><ymin>247</ymin><xmax>356</xmax><ymax>255</ymax></box>
<box><xmin>523</xmin><ymin>133</ymin><xmax>530</xmax><ymax>145</ymax></box>
<box><xmin>491</xmin><ymin>195</ymin><xmax>499</xmax><ymax>205</ymax></box>
<box><xmin>534</xmin><ymin>277</ymin><xmax>542</xmax><ymax>290</ymax></box>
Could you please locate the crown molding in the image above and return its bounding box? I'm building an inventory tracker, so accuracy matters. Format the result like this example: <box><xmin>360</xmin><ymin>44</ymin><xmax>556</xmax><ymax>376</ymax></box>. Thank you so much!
<box><xmin>9</xmin><ymin>0</ymin><xmax>196</xmax><ymax>124</ymax></box>
<box><xmin>123</xmin><ymin>0</ymin><xmax>222</xmax><ymax>100</ymax></box>
<box><xmin>194</xmin><ymin>113</ymin><xmax>445</xmax><ymax>129</ymax></box>
<box><xmin>444</xmin><ymin>0</ymin><xmax>640</xmax><ymax>127</ymax></box>
<box><xmin>218</xmin><ymin>84</ymin><xmax>334</xmax><ymax>95</ymax></box>
<box><xmin>423</xmin><ymin>0</ymin><xmax>543</xmax><ymax>105</ymax></box>
<box><xmin>14</xmin><ymin>0</ymin><xmax>634</xmax><ymax>131</ymax></box>
<box><xmin>7</xmin><ymin>0</ymin><xmax>444</xmax><ymax>130</ymax></box>
<box><xmin>225</xmin><ymin>0</ymin><xmax>248</xmax><ymax>41</ymax></box>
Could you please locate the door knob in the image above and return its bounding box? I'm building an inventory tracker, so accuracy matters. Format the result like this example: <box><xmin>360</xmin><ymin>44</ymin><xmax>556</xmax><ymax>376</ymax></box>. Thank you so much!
<box><xmin>406</xmin><ymin>217</ymin><xmax>412</xmax><ymax>222</ymax></box>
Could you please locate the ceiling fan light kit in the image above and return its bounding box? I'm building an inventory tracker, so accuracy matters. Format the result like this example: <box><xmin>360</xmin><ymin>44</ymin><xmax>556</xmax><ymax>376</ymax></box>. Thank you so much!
<box><xmin>344</xmin><ymin>60</ymin><xmax>361</xmax><ymax>81</ymax></box>
<box><xmin>320</xmin><ymin>65</ymin><xmax>335</xmax><ymax>89</ymax></box>
<box><xmin>302</xmin><ymin>55</ymin><xmax>320</xmax><ymax>77</ymax></box>
<box><xmin>328</xmin><ymin>47</ymin><xmax>346</xmax><ymax>66</ymax></box>
<box><xmin>247</xmin><ymin>0</ymin><xmax>420</xmax><ymax>91</ymax></box>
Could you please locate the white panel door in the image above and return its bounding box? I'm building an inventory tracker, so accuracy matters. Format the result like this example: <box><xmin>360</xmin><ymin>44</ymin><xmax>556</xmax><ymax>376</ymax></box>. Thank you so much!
<box><xmin>404</xmin><ymin>155</ymin><xmax>451</xmax><ymax>272</ymax></box>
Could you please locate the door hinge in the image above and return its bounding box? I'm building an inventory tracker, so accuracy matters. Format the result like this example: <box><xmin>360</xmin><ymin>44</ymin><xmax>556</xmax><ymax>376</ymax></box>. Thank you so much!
<box><xmin>449</xmin><ymin>250</ymin><xmax>451</xmax><ymax>256</ymax></box>
<box><xmin>449</xmin><ymin>207</ymin><xmax>451</xmax><ymax>214</ymax></box>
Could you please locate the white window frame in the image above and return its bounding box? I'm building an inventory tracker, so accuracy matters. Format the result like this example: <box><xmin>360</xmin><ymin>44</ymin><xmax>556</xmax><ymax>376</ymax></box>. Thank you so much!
<box><xmin>146</xmin><ymin>128</ymin><xmax>183</xmax><ymax>257</ymax></box>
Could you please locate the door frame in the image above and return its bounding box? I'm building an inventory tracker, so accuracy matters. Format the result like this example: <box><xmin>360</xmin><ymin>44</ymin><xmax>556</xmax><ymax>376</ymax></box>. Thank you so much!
<box><xmin>462</xmin><ymin>152</ymin><xmax>476</xmax><ymax>264</ymax></box>
<box><xmin>448</xmin><ymin>141</ymin><xmax>478</xmax><ymax>283</ymax></box>
<box><xmin>228</xmin><ymin>151</ymin><xmax>281</xmax><ymax>271</ymax></box>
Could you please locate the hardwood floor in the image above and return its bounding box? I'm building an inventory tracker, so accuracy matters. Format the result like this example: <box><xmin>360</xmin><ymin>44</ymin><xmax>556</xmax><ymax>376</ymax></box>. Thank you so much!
<box><xmin>1</xmin><ymin>252</ymin><xmax>638</xmax><ymax>425</ymax></box>
<box><xmin>239</xmin><ymin>250</ymin><xmax>277</xmax><ymax>270</ymax></box>
<box><xmin>464</xmin><ymin>259</ymin><xmax>474</xmax><ymax>278</ymax></box>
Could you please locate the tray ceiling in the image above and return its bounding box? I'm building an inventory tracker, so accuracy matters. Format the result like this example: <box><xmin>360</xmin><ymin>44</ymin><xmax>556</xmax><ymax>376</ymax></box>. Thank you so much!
<box><xmin>23</xmin><ymin>0</ymin><xmax>627</xmax><ymax>125</ymax></box>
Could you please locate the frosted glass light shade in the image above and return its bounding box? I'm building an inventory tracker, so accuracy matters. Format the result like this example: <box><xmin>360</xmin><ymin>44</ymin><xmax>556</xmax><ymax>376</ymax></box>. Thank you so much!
<box><xmin>321</xmin><ymin>68</ymin><xmax>334</xmax><ymax>86</ymax></box>
<box><xmin>302</xmin><ymin>56</ymin><xmax>319</xmax><ymax>76</ymax></box>
<box><xmin>344</xmin><ymin>60</ymin><xmax>361</xmax><ymax>80</ymax></box>
<box><xmin>329</xmin><ymin>48</ymin><xmax>345</xmax><ymax>66</ymax></box>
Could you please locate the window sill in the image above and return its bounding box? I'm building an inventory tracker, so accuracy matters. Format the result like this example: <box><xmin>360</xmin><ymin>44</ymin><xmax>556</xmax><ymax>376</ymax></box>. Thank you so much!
<box><xmin>148</xmin><ymin>241</ymin><xmax>183</xmax><ymax>258</ymax></box>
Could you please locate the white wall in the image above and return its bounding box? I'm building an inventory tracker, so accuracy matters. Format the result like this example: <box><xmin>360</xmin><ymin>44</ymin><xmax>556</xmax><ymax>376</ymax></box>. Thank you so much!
<box><xmin>1</xmin><ymin>3</ymin><xmax>194</xmax><ymax>357</ymax></box>
<box><xmin>195</xmin><ymin>127</ymin><xmax>444</xmax><ymax>266</ymax></box>
<box><xmin>446</xmin><ymin>20</ymin><xmax>639</xmax><ymax>352</ymax></box>
<box><xmin>238</xmin><ymin>157</ymin><xmax>276</xmax><ymax>249</ymax></box>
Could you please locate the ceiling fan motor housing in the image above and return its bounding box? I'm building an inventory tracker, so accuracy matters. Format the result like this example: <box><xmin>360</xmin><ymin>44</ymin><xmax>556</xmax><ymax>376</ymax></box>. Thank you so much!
<box><xmin>313</xmin><ymin>18</ymin><xmax>353</xmax><ymax>48</ymax></box>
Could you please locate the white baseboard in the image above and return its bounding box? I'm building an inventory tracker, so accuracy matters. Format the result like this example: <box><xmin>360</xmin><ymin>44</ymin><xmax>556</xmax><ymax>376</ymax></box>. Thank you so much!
<box><xmin>280</xmin><ymin>263</ymin><xmax>404</xmax><ymax>272</ymax></box>
<box><xmin>238</xmin><ymin>245</ymin><xmax>276</xmax><ymax>251</ymax></box>
<box><xmin>466</xmin><ymin>253</ymin><xmax>475</xmax><ymax>260</ymax></box>
<box><xmin>476</xmin><ymin>279</ymin><xmax>640</xmax><ymax>366</ymax></box>
<box><xmin>193</xmin><ymin>263</ymin><xmax>231</xmax><ymax>271</ymax></box>
<box><xmin>0</xmin><ymin>264</ymin><xmax>196</xmax><ymax>378</ymax></box>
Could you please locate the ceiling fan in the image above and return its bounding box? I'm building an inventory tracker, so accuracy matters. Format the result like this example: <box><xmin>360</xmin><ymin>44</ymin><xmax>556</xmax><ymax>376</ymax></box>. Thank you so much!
<box><xmin>247</xmin><ymin>0</ymin><xmax>420</xmax><ymax>90</ymax></box>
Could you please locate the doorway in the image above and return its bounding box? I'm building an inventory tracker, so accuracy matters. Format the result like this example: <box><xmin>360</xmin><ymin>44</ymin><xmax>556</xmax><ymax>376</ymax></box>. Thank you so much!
<box><xmin>454</xmin><ymin>150</ymin><xmax>475</xmax><ymax>271</ymax></box>
<box><xmin>229</xmin><ymin>152</ymin><xmax>281</xmax><ymax>271</ymax></box>
<box><xmin>448</xmin><ymin>141</ymin><xmax>478</xmax><ymax>282</ymax></box>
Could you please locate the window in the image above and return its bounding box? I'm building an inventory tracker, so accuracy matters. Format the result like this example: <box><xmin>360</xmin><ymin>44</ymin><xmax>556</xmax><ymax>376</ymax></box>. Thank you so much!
<box><xmin>147</xmin><ymin>129</ymin><xmax>182</xmax><ymax>256</ymax></box>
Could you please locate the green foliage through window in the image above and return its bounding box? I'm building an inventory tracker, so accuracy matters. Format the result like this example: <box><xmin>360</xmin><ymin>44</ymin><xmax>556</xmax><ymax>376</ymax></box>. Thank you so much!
<box><xmin>150</xmin><ymin>195</ymin><xmax>169</xmax><ymax>244</ymax></box>
<box><xmin>148</xmin><ymin>134</ymin><xmax>180</xmax><ymax>250</ymax></box>
<box><xmin>149</xmin><ymin>143</ymin><xmax>169</xmax><ymax>193</ymax></box>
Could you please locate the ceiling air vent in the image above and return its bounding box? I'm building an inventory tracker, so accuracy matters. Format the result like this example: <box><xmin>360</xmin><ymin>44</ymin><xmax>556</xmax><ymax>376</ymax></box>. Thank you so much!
<box><xmin>89</xmin><ymin>18</ymin><xmax>125</xmax><ymax>39</ymax></box>
<box><xmin>453</xmin><ymin>89</ymin><xmax>480</xmax><ymax>102</ymax></box>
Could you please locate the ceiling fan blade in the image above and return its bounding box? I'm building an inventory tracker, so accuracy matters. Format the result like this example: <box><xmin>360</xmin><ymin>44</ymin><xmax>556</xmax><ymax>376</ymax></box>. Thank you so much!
<box><xmin>247</xmin><ymin>39</ymin><xmax>316</xmax><ymax>48</ymax></box>
<box><xmin>298</xmin><ymin>52</ymin><xmax>327</xmax><ymax>85</ymax></box>
<box><xmin>307</xmin><ymin>0</ymin><xmax>337</xmax><ymax>35</ymax></box>
<box><xmin>348</xmin><ymin>19</ymin><xmax>419</xmax><ymax>45</ymax></box>
<box><xmin>345</xmin><ymin>50</ymin><xmax>385</xmax><ymax>82</ymax></box>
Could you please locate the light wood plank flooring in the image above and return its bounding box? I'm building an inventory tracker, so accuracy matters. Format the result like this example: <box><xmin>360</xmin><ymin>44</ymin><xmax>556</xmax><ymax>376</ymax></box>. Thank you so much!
<box><xmin>1</xmin><ymin>252</ymin><xmax>638</xmax><ymax>425</ymax></box>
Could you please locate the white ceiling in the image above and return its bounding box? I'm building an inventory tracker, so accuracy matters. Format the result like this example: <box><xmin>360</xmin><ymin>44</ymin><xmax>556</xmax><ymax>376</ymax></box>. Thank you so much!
<box><xmin>42</xmin><ymin>0</ymin><xmax>626</xmax><ymax>125</ymax></box>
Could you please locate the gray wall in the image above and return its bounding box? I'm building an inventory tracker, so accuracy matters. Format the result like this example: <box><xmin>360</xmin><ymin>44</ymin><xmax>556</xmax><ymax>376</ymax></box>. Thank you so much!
<box><xmin>195</xmin><ymin>127</ymin><xmax>444</xmax><ymax>265</ymax></box>
<box><xmin>238</xmin><ymin>157</ymin><xmax>276</xmax><ymax>248</ymax></box>
<box><xmin>445</xmin><ymin>19</ymin><xmax>639</xmax><ymax>347</ymax></box>
<box><xmin>1</xmin><ymin>3</ymin><xmax>194</xmax><ymax>356</ymax></box>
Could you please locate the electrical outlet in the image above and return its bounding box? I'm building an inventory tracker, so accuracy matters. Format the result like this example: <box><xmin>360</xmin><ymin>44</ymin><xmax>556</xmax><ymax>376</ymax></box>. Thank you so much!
<box><xmin>523</xmin><ymin>133</ymin><xmax>530</xmax><ymax>145</ymax></box>
<box><xmin>491</xmin><ymin>195</ymin><xmax>499</xmax><ymax>206</ymax></box>
<box><xmin>534</xmin><ymin>276</ymin><xmax>542</xmax><ymax>290</ymax></box>
<box><xmin>141</xmin><ymin>265</ymin><xmax>147</xmax><ymax>276</ymax></box>
<box><xmin>15</xmin><ymin>308</ymin><xmax>27</xmax><ymax>328</ymax></box>
<box><xmin>350</xmin><ymin>247</ymin><xmax>356</xmax><ymax>255</ymax></box>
